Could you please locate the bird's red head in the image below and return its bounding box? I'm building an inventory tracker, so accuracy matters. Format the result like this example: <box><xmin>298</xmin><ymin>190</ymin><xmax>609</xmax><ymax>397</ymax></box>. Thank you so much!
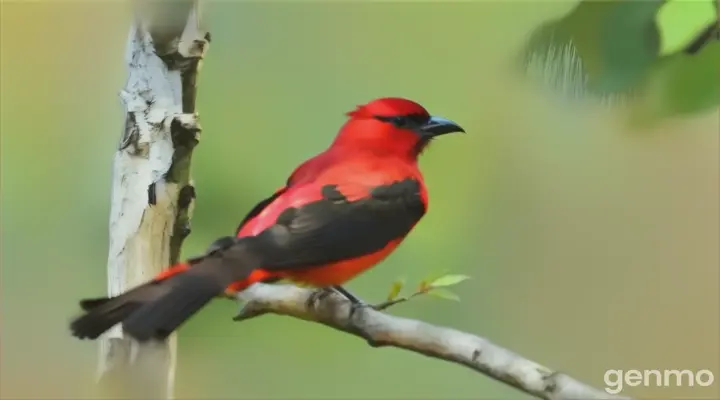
<box><xmin>331</xmin><ymin>97</ymin><xmax>465</xmax><ymax>159</ymax></box>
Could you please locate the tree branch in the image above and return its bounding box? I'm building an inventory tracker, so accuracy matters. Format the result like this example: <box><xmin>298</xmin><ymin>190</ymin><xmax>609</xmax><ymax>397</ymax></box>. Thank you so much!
<box><xmin>235</xmin><ymin>284</ymin><xmax>630</xmax><ymax>400</ymax></box>
<box><xmin>97</xmin><ymin>1</ymin><xmax>208</xmax><ymax>398</ymax></box>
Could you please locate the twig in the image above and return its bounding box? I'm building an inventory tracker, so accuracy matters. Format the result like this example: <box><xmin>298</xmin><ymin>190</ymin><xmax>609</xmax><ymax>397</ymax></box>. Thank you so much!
<box><xmin>97</xmin><ymin>1</ymin><xmax>209</xmax><ymax>398</ymax></box>
<box><xmin>372</xmin><ymin>291</ymin><xmax>424</xmax><ymax>311</ymax></box>
<box><xmin>235</xmin><ymin>283</ymin><xmax>630</xmax><ymax>400</ymax></box>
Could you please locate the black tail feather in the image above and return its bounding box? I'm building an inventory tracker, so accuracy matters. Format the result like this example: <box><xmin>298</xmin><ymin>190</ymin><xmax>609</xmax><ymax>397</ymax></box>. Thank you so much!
<box><xmin>70</xmin><ymin>283</ymin><xmax>168</xmax><ymax>340</ymax></box>
<box><xmin>70</xmin><ymin>240</ymin><xmax>261</xmax><ymax>342</ymax></box>
<box><xmin>122</xmin><ymin>272</ymin><xmax>226</xmax><ymax>341</ymax></box>
<box><xmin>79</xmin><ymin>297</ymin><xmax>111</xmax><ymax>311</ymax></box>
<box><xmin>71</xmin><ymin>302</ymin><xmax>139</xmax><ymax>340</ymax></box>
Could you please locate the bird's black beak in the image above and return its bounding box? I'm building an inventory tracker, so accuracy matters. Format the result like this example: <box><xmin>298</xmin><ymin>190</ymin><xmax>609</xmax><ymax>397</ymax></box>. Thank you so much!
<box><xmin>418</xmin><ymin>116</ymin><xmax>465</xmax><ymax>137</ymax></box>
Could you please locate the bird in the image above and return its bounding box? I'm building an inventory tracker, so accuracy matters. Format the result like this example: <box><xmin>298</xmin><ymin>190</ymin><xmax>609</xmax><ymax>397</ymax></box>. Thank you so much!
<box><xmin>69</xmin><ymin>96</ymin><xmax>465</xmax><ymax>342</ymax></box>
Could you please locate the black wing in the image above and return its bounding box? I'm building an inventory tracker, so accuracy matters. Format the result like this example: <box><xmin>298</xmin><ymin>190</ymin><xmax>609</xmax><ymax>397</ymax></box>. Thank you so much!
<box><xmin>252</xmin><ymin>178</ymin><xmax>427</xmax><ymax>270</ymax></box>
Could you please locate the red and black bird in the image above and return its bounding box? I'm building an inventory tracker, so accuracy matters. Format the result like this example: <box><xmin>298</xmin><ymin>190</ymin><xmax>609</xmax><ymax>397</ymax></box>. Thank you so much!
<box><xmin>70</xmin><ymin>97</ymin><xmax>465</xmax><ymax>342</ymax></box>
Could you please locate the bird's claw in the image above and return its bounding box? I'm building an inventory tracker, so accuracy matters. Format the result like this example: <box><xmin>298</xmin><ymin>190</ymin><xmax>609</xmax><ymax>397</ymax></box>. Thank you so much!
<box><xmin>330</xmin><ymin>286</ymin><xmax>376</xmax><ymax>317</ymax></box>
<box><xmin>305</xmin><ymin>287</ymin><xmax>336</xmax><ymax>310</ymax></box>
<box><xmin>348</xmin><ymin>299</ymin><xmax>375</xmax><ymax>319</ymax></box>
<box><xmin>306</xmin><ymin>286</ymin><xmax>377</xmax><ymax>318</ymax></box>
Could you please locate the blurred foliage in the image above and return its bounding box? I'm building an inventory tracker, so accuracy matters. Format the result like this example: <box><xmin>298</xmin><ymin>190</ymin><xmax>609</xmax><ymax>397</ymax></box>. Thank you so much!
<box><xmin>521</xmin><ymin>0</ymin><xmax>719</xmax><ymax>124</ymax></box>
<box><xmin>630</xmin><ymin>41</ymin><xmax>720</xmax><ymax>125</ymax></box>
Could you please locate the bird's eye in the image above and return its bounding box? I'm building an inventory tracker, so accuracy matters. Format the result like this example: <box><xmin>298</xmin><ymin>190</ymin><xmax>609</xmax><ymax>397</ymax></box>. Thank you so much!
<box><xmin>373</xmin><ymin>114</ymin><xmax>417</xmax><ymax>129</ymax></box>
<box><xmin>391</xmin><ymin>116</ymin><xmax>408</xmax><ymax>128</ymax></box>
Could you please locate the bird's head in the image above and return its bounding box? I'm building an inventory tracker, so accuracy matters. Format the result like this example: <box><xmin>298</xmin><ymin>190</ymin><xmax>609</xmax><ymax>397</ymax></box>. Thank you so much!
<box><xmin>332</xmin><ymin>97</ymin><xmax>465</xmax><ymax>159</ymax></box>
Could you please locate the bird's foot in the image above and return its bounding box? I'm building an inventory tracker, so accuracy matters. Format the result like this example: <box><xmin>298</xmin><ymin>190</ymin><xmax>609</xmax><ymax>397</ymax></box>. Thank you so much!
<box><xmin>330</xmin><ymin>285</ymin><xmax>374</xmax><ymax>319</ymax></box>
<box><xmin>348</xmin><ymin>301</ymin><xmax>374</xmax><ymax>319</ymax></box>
<box><xmin>305</xmin><ymin>286</ymin><xmax>337</xmax><ymax>310</ymax></box>
<box><xmin>306</xmin><ymin>286</ymin><xmax>380</xmax><ymax>318</ymax></box>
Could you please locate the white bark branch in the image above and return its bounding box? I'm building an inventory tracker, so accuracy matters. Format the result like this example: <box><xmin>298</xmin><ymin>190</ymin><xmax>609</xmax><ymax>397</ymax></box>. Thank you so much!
<box><xmin>235</xmin><ymin>284</ymin><xmax>631</xmax><ymax>400</ymax></box>
<box><xmin>98</xmin><ymin>1</ymin><xmax>208</xmax><ymax>398</ymax></box>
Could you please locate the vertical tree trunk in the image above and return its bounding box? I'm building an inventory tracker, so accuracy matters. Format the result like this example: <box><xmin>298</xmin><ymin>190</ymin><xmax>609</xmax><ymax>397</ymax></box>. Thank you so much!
<box><xmin>97</xmin><ymin>1</ymin><xmax>209</xmax><ymax>398</ymax></box>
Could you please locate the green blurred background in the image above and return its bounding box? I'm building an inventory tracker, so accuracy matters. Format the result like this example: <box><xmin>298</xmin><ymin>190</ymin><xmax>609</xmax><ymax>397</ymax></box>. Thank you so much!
<box><xmin>1</xmin><ymin>1</ymin><xmax>718</xmax><ymax>399</ymax></box>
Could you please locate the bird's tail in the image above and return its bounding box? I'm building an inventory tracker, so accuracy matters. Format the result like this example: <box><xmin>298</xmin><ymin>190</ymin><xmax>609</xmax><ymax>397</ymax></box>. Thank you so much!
<box><xmin>70</xmin><ymin>238</ymin><xmax>268</xmax><ymax>342</ymax></box>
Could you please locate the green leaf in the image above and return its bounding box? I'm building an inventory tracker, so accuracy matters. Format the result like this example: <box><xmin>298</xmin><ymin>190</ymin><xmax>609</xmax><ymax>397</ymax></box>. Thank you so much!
<box><xmin>423</xmin><ymin>269</ymin><xmax>450</xmax><ymax>284</ymax></box>
<box><xmin>418</xmin><ymin>269</ymin><xmax>449</xmax><ymax>292</ymax></box>
<box><xmin>426</xmin><ymin>288</ymin><xmax>461</xmax><ymax>302</ymax></box>
<box><xmin>429</xmin><ymin>274</ymin><xmax>471</xmax><ymax>288</ymax></box>
<box><xmin>631</xmin><ymin>41</ymin><xmax>720</xmax><ymax>124</ymax></box>
<box><xmin>656</xmin><ymin>0</ymin><xmax>717</xmax><ymax>56</ymax></box>
<box><xmin>595</xmin><ymin>0</ymin><xmax>664</xmax><ymax>94</ymax></box>
<box><xmin>660</xmin><ymin>41</ymin><xmax>720</xmax><ymax>116</ymax></box>
<box><xmin>387</xmin><ymin>277</ymin><xmax>405</xmax><ymax>301</ymax></box>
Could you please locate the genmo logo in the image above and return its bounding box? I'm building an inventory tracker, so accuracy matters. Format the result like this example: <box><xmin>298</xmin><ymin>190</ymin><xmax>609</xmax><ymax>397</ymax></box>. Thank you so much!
<box><xmin>604</xmin><ymin>369</ymin><xmax>715</xmax><ymax>395</ymax></box>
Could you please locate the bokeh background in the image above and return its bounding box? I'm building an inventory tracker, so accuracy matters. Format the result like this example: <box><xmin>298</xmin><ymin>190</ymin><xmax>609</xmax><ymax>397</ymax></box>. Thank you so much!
<box><xmin>1</xmin><ymin>1</ymin><xmax>718</xmax><ymax>399</ymax></box>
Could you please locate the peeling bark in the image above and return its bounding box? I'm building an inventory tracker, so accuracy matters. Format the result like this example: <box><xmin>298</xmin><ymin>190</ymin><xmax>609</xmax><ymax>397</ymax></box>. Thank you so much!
<box><xmin>98</xmin><ymin>2</ymin><xmax>208</xmax><ymax>398</ymax></box>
